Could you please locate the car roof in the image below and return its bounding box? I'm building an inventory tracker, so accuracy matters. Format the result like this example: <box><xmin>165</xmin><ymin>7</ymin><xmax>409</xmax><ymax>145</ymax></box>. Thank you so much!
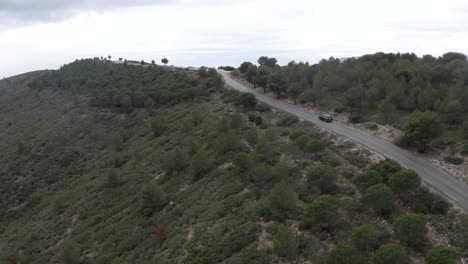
<box><xmin>321</xmin><ymin>114</ymin><xmax>332</xmax><ymax>117</ymax></box>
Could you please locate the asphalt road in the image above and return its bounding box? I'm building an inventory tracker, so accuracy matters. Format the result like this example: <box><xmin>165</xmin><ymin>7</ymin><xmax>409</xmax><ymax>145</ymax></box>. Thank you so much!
<box><xmin>219</xmin><ymin>70</ymin><xmax>468</xmax><ymax>210</ymax></box>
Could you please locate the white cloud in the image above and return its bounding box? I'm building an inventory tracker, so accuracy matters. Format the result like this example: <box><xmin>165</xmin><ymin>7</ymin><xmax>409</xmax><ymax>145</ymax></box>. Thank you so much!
<box><xmin>1</xmin><ymin>0</ymin><xmax>468</xmax><ymax>77</ymax></box>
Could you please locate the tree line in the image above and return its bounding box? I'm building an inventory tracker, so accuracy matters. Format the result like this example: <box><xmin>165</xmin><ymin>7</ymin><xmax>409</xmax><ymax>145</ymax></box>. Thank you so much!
<box><xmin>28</xmin><ymin>59</ymin><xmax>223</xmax><ymax>112</ymax></box>
<box><xmin>237</xmin><ymin>53</ymin><xmax>468</xmax><ymax>152</ymax></box>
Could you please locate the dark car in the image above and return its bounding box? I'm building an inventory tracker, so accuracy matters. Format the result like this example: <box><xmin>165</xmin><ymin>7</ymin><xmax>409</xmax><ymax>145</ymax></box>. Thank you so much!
<box><xmin>318</xmin><ymin>113</ymin><xmax>333</xmax><ymax>122</ymax></box>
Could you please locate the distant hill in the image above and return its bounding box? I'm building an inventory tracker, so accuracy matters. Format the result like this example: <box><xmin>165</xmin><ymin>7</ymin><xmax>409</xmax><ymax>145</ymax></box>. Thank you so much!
<box><xmin>0</xmin><ymin>59</ymin><xmax>466</xmax><ymax>263</ymax></box>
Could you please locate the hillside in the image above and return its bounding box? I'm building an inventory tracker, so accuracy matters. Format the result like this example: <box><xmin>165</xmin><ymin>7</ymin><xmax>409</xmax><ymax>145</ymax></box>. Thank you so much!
<box><xmin>0</xmin><ymin>60</ymin><xmax>467</xmax><ymax>263</ymax></box>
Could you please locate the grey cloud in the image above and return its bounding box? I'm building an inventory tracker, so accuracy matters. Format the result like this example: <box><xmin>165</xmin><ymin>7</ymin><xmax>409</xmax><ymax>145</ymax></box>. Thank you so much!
<box><xmin>0</xmin><ymin>0</ymin><xmax>168</xmax><ymax>24</ymax></box>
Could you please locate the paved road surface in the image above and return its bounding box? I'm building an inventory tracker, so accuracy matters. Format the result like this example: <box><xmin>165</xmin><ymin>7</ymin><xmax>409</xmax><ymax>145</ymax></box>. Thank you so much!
<box><xmin>219</xmin><ymin>70</ymin><xmax>468</xmax><ymax>210</ymax></box>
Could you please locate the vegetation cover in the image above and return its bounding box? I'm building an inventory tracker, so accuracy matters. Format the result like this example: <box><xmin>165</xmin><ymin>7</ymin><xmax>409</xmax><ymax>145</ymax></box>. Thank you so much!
<box><xmin>0</xmin><ymin>59</ymin><xmax>466</xmax><ymax>263</ymax></box>
<box><xmin>237</xmin><ymin>53</ymin><xmax>468</xmax><ymax>154</ymax></box>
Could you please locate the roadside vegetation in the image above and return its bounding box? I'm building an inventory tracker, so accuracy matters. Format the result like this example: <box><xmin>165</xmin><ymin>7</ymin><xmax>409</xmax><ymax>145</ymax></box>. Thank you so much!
<box><xmin>0</xmin><ymin>59</ymin><xmax>466</xmax><ymax>263</ymax></box>
<box><xmin>236</xmin><ymin>53</ymin><xmax>468</xmax><ymax>155</ymax></box>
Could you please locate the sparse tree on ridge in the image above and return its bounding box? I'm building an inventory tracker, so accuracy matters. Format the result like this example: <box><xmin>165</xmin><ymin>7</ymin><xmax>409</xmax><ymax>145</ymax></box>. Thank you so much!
<box><xmin>162</xmin><ymin>58</ymin><xmax>169</xmax><ymax>66</ymax></box>
<box><xmin>258</xmin><ymin>56</ymin><xmax>278</xmax><ymax>67</ymax></box>
<box><xmin>239</xmin><ymin>61</ymin><xmax>254</xmax><ymax>74</ymax></box>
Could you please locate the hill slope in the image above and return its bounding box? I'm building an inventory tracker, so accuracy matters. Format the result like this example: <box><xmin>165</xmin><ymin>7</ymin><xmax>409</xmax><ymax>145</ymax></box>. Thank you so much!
<box><xmin>0</xmin><ymin>60</ymin><xmax>467</xmax><ymax>263</ymax></box>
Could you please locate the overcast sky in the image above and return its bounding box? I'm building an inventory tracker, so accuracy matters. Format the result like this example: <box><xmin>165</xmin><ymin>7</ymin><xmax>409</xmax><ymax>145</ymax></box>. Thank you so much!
<box><xmin>1</xmin><ymin>0</ymin><xmax>468</xmax><ymax>77</ymax></box>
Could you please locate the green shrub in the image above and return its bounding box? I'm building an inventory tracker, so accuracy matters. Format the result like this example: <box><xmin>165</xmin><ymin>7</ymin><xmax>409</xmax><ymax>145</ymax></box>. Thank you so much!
<box><xmin>307</xmin><ymin>165</ymin><xmax>337</xmax><ymax>194</ymax></box>
<box><xmin>413</xmin><ymin>188</ymin><xmax>449</xmax><ymax>215</ymax></box>
<box><xmin>60</xmin><ymin>241</ymin><xmax>80</xmax><ymax>264</ymax></box>
<box><xmin>254</xmin><ymin>139</ymin><xmax>276</xmax><ymax>164</ymax></box>
<box><xmin>426</xmin><ymin>246</ymin><xmax>462</xmax><ymax>264</ymax></box>
<box><xmin>288</xmin><ymin>130</ymin><xmax>307</xmax><ymax>141</ymax></box>
<box><xmin>361</xmin><ymin>184</ymin><xmax>394</xmax><ymax>214</ymax></box>
<box><xmin>273</xmin><ymin>224</ymin><xmax>298</xmax><ymax>258</ymax></box>
<box><xmin>216</xmin><ymin>131</ymin><xmax>243</xmax><ymax>154</ymax></box>
<box><xmin>233</xmin><ymin>152</ymin><xmax>254</xmax><ymax>173</ymax></box>
<box><xmin>388</xmin><ymin>169</ymin><xmax>421</xmax><ymax>196</ymax></box>
<box><xmin>303</xmin><ymin>195</ymin><xmax>340</xmax><ymax>230</ymax></box>
<box><xmin>393</xmin><ymin>213</ymin><xmax>427</xmax><ymax>246</ymax></box>
<box><xmin>191</xmin><ymin>149</ymin><xmax>214</xmax><ymax>180</ymax></box>
<box><xmin>327</xmin><ymin>244</ymin><xmax>362</xmax><ymax>264</ymax></box>
<box><xmin>373</xmin><ymin>243</ymin><xmax>408</xmax><ymax>264</ymax></box>
<box><xmin>236</xmin><ymin>92</ymin><xmax>257</xmax><ymax>110</ymax></box>
<box><xmin>352</xmin><ymin>170</ymin><xmax>383</xmax><ymax>191</ymax></box>
<box><xmin>191</xmin><ymin>108</ymin><xmax>204</xmax><ymax>126</ymax></box>
<box><xmin>229</xmin><ymin>113</ymin><xmax>244</xmax><ymax>130</ymax></box>
<box><xmin>277</xmin><ymin>115</ymin><xmax>299</xmax><ymax>127</ymax></box>
<box><xmin>304</xmin><ymin>139</ymin><xmax>326</xmax><ymax>153</ymax></box>
<box><xmin>162</xmin><ymin>149</ymin><xmax>188</xmax><ymax>175</ymax></box>
<box><xmin>294</xmin><ymin>134</ymin><xmax>311</xmax><ymax>149</ymax></box>
<box><xmin>444</xmin><ymin>155</ymin><xmax>464</xmax><ymax>165</ymax></box>
<box><xmin>140</xmin><ymin>183</ymin><xmax>167</xmax><ymax>216</ymax></box>
<box><xmin>151</xmin><ymin>118</ymin><xmax>165</xmax><ymax>137</ymax></box>
<box><xmin>351</xmin><ymin>224</ymin><xmax>383</xmax><ymax>251</ymax></box>
<box><xmin>449</xmin><ymin>214</ymin><xmax>468</xmax><ymax>249</ymax></box>
<box><xmin>256</xmin><ymin>103</ymin><xmax>271</xmax><ymax>112</ymax></box>
<box><xmin>368</xmin><ymin>159</ymin><xmax>402</xmax><ymax>183</ymax></box>
<box><xmin>106</xmin><ymin>169</ymin><xmax>122</xmax><ymax>187</ymax></box>
<box><xmin>267</xmin><ymin>181</ymin><xmax>297</xmax><ymax>221</ymax></box>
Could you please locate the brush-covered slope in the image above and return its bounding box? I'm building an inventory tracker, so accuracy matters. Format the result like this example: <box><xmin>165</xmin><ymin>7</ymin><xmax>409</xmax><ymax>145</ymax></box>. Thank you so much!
<box><xmin>0</xmin><ymin>60</ymin><xmax>467</xmax><ymax>263</ymax></box>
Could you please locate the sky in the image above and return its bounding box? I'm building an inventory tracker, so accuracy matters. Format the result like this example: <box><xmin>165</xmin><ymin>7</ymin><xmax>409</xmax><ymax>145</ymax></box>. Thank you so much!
<box><xmin>1</xmin><ymin>0</ymin><xmax>468</xmax><ymax>77</ymax></box>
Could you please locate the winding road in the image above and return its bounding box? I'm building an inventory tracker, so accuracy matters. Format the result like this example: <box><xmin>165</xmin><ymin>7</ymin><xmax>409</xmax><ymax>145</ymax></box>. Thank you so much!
<box><xmin>219</xmin><ymin>70</ymin><xmax>468</xmax><ymax>210</ymax></box>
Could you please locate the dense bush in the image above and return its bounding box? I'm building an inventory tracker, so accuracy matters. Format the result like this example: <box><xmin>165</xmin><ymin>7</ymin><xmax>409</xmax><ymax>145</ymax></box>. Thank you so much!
<box><xmin>351</xmin><ymin>224</ymin><xmax>383</xmax><ymax>251</ymax></box>
<box><xmin>162</xmin><ymin>149</ymin><xmax>188</xmax><ymax>175</ymax></box>
<box><xmin>304</xmin><ymin>139</ymin><xmax>326</xmax><ymax>153</ymax></box>
<box><xmin>307</xmin><ymin>165</ymin><xmax>337</xmax><ymax>194</ymax></box>
<box><xmin>140</xmin><ymin>183</ymin><xmax>167</xmax><ymax>216</ymax></box>
<box><xmin>246</xmin><ymin>127</ymin><xmax>258</xmax><ymax>146</ymax></box>
<box><xmin>426</xmin><ymin>246</ymin><xmax>462</xmax><ymax>264</ymax></box>
<box><xmin>273</xmin><ymin>224</ymin><xmax>298</xmax><ymax>258</ymax></box>
<box><xmin>352</xmin><ymin>170</ymin><xmax>383</xmax><ymax>191</ymax></box>
<box><xmin>393</xmin><ymin>213</ymin><xmax>427</xmax><ymax>246</ymax></box>
<box><xmin>236</xmin><ymin>92</ymin><xmax>257</xmax><ymax>110</ymax></box>
<box><xmin>267</xmin><ymin>181</ymin><xmax>298</xmax><ymax>220</ymax></box>
<box><xmin>288</xmin><ymin>130</ymin><xmax>307</xmax><ymax>141</ymax></box>
<box><xmin>413</xmin><ymin>188</ymin><xmax>450</xmax><ymax>215</ymax></box>
<box><xmin>191</xmin><ymin>149</ymin><xmax>214</xmax><ymax>180</ymax></box>
<box><xmin>368</xmin><ymin>159</ymin><xmax>402</xmax><ymax>183</ymax></box>
<box><xmin>361</xmin><ymin>184</ymin><xmax>394</xmax><ymax>214</ymax></box>
<box><xmin>388</xmin><ymin>169</ymin><xmax>421</xmax><ymax>197</ymax></box>
<box><xmin>373</xmin><ymin>243</ymin><xmax>409</xmax><ymax>264</ymax></box>
<box><xmin>60</xmin><ymin>241</ymin><xmax>80</xmax><ymax>264</ymax></box>
<box><xmin>327</xmin><ymin>244</ymin><xmax>362</xmax><ymax>264</ymax></box>
<box><xmin>302</xmin><ymin>195</ymin><xmax>341</xmax><ymax>229</ymax></box>
<box><xmin>277</xmin><ymin>115</ymin><xmax>299</xmax><ymax>127</ymax></box>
